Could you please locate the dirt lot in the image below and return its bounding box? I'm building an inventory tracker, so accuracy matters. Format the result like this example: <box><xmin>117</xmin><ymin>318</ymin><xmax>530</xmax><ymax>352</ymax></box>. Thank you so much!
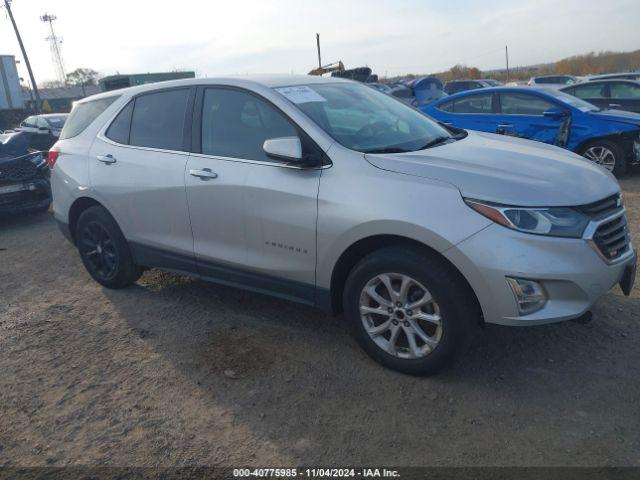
<box><xmin>1</xmin><ymin>176</ymin><xmax>639</xmax><ymax>468</ymax></box>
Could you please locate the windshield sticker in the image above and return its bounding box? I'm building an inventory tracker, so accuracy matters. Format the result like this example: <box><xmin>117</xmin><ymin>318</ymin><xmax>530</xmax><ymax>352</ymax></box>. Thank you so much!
<box><xmin>275</xmin><ymin>86</ymin><xmax>327</xmax><ymax>104</ymax></box>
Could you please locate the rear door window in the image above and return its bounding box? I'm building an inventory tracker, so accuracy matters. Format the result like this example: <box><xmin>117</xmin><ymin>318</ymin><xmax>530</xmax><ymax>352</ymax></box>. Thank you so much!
<box><xmin>129</xmin><ymin>89</ymin><xmax>190</xmax><ymax>151</ymax></box>
<box><xmin>499</xmin><ymin>93</ymin><xmax>555</xmax><ymax>115</ymax></box>
<box><xmin>60</xmin><ymin>96</ymin><xmax>119</xmax><ymax>139</ymax></box>
<box><xmin>572</xmin><ymin>83</ymin><xmax>607</xmax><ymax>99</ymax></box>
<box><xmin>451</xmin><ymin>94</ymin><xmax>493</xmax><ymax>113</ymax></box>
<box><xmin>610</xmin><ymin>83</ymin><xmax>640</xmax><ymax>99</ymax></box>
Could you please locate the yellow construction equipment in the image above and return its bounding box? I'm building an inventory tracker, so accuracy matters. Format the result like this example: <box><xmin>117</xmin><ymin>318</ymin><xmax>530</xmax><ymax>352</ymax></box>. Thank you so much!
<box><xmin>308</xmin><ymin>61</ymin><xmax>345</xmax><ymax>76</ymax></box>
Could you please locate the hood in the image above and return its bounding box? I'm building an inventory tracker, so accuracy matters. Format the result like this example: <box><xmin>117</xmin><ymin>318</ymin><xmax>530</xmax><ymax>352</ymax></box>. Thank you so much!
<box><xmin>365</xmin><ymin>131</ymin><xmax>619</xmax><ymax>207</ymax></box>
<box><xmin>590</xmin><ymin>109</ymin><xmax>640</xmax><ymax>127</ymax></box>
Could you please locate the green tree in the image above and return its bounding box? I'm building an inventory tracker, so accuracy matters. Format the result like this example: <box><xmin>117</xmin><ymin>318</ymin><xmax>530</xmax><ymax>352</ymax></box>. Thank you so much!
<box><xmin>65</xmin><ymin>68</ymin><xmax>100</xmax><ymax>87</ymax></box>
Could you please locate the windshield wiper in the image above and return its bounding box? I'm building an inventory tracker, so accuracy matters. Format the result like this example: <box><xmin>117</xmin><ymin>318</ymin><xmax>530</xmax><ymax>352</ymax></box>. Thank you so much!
<box><xmin>362</xmin><ymin>147</ymin><xmax>410</xmax><ymax>154</ymax></box>
<box><xmin>418</xmin><ymin>136</ymin><xmax>453</xmax><ymax>150</ymax></box>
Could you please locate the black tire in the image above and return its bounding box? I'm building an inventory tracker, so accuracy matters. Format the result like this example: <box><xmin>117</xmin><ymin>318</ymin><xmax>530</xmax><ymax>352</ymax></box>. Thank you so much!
<box><xmin>75</xmin><ymin>206</ymin><xmax>142</xmax><ymax>289</ymax></box>
<box><xmin>580</xmin><ymin>139</ymin><xmax>628</xmax><ymax>177</ymax></box>
<box><xmin>343</xmin><ymin>246</ymin><xmax>479</xmax><ymax>376</ymax></box>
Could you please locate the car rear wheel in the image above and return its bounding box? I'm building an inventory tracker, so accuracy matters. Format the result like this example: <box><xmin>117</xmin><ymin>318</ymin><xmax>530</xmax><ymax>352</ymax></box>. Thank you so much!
<box><xmin>581</xmin><ymin>140</ymin><xmax>627</xmax><ymax>176</ymax></box>
<box><xmin>76</xmin><ymin>206</ymin><xmax>142</xmax><ymax>289</ymax></box>
<box><xmin>343</xmin><ymin>246</ymin><xmax>479</xmax><ymax>376</ymax></box>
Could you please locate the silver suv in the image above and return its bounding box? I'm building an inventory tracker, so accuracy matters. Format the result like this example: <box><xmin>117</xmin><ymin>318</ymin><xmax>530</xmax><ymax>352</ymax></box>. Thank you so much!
<box><xmin>50</xmin><ymin>76</ymin><xmax>637</xmax><ymax>375</ymax></box>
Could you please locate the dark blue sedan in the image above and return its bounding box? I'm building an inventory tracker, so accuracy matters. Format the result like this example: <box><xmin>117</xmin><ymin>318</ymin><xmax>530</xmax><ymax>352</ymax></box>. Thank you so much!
<box><xmin>421</xmin><ymin>87</ymin><xmax>640</xmax><ymax>176</ymax></box>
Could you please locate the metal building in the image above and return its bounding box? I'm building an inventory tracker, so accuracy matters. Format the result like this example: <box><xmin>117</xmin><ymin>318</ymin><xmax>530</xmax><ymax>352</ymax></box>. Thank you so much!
<box><xmin>0</xmin><ymin>55</ymin><xmax>25</xmax><ymax>110</ymax></box>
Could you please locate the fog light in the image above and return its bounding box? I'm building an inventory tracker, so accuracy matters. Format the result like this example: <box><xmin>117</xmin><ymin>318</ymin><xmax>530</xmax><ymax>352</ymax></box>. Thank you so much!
<box><xmin>506</xmin><ymin>277</ymin><xmax>547</xmax><ymax>315</ymax></box>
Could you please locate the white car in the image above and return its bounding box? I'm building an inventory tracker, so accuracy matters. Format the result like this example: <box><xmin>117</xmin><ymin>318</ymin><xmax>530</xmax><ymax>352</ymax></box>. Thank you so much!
<box><xmin>528</xmin><ymin>75</ymin><xmax>578</xmax><ymax>89</ymax></box>
<box><xmin>18</xmin><ymin>114</ymin><xmax>68</xmax><ymax>138</ymax></box>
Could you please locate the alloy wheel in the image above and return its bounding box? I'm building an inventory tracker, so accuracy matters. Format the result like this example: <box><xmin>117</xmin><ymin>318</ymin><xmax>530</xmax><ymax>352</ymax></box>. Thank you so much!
<box><xmin>583</xmin><ymin>146</ymin><xmax>616</xmax><ymax>171</ymax></box>
<box><xmin>79</xmin><ymin>221</ymin><xmax>119</xmax><ymax>280</ymax></box>
<box><xmin>359</xmin><ymin>273</ymin><xmax>443</xmax><ymax>359</ymax></box>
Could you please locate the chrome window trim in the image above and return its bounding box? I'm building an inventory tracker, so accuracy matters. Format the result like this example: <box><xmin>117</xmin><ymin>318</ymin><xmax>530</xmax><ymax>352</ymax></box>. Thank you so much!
<box><xmin>189</xmin><ymin>152</ymin><xmax>332</xmax><ymax>170</ymax></box>
<box><xmin>583</xmin><ymin>207</ymin><xmax>634</xmax><ymax>265</ymax></box>
<box><xmin>96</xmin><ymin>131</ymin><xmax>189</xmax><ymax>156</ymax></box>
<box><xmin>97</xmin><ymin>123</ymin><xmax>331</xmax><ymax>171</ymax></box>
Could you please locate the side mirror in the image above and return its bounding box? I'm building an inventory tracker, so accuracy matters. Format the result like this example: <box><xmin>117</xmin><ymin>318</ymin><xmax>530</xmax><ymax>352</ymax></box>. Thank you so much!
<box><xmin>263</xmin><ymin>136</ymin><xmax>303</xmax><ymax>163</ymax></box>
<box><xmin>543</xmin><ymin>107</ymin><xmax>567</xmax><ymax>118</ymax></box>
<box><xmin>38</xmin><ymin>126</ymin><xmax>51</xmax><ymax>134</ymax></box>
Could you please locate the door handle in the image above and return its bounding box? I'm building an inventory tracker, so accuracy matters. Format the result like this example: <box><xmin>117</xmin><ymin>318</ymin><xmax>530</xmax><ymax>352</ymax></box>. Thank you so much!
<box><xmin>189</xmin><ymin>168</ymin><xmax>218</xmax><ymax>180</ymax></box>
<box><xmin>497</xmin><ymin>124</ymin><xmax>513</xmax><ymax>129</ymax></box>
<box><xmin>609</xmin><ymin>103</ymin><xmax>622</xmax><ymax>109</ymax></box>
<box><xmin>97</xmin><ymin>154</ymin><xmax>117</xmax><ymax>164</ymax></box>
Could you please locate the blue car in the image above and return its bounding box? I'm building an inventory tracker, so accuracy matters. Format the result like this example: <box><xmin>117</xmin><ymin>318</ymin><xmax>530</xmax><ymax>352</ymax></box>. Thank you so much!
<box><xmin>421</xmin><ymin>87</ymin><xmax>640</xmax><ymax>176</ymax></box>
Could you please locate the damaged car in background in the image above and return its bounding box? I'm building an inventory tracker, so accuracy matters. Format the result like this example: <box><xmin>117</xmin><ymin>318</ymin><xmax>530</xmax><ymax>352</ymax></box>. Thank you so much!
<box><xmin>422</xmin><ymin>87</ymin><xmax>640</xmax><ymax>176</ymax></box>
<box><xmin>0</xmin><ymin>131</ymin><xmax>51</xmax><ymax>216</ymax></box>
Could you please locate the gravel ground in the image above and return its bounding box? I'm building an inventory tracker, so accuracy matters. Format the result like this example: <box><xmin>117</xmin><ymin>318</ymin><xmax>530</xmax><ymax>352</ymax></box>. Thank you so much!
<box><xmin>0</xmin><ymin>176</ymin><xmax>639</xmax><ymax>468</ymax></box>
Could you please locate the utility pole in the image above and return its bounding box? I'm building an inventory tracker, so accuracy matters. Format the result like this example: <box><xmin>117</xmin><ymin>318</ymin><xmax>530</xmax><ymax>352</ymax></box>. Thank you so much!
<box><xmin>505</xmin><ymin>45</ymin><xmax>510</xmax><ymax>82</ymax></box>
<box><xmin>316</xmin><ymin>33</ymin><xmax>322</xmax><ymax>69</ymax></box>
<box><xmin>41</xmin><ymin>13</ymin><xmax>66</xmax><ymax>85</ymax></box>
<box><xmin>4</xmin><ymin>0</ymin><xmax>41</xmax><ymax>112</ymax></box>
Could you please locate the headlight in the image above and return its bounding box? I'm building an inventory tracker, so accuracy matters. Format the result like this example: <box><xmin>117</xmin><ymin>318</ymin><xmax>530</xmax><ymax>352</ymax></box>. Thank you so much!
<box><xmin>465</xmin><ymin>199</ymin><xmax>590</xmax><ymax>238</ymax></box>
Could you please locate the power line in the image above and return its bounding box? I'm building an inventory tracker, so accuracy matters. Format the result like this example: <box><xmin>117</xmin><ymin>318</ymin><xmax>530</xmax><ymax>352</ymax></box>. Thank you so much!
<box><xmin>3</xmin><ymin>0</ymin><xmax>41</xmax><ymax>112</ymax></box>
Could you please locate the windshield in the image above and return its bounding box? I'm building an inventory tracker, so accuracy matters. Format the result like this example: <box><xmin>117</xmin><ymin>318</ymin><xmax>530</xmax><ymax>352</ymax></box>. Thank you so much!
<box><xmin>45</xmin><ymin>115</ymin><xmax>67</xmax><ymax>128</ymax></box>
<box><xmin>274</xmin><ymin>83</ymin><xmax>453</xmax><ymax>153</ymax></box>
<box><xmin>542</xmin><ymin>88</ymin><xmax>600</xmax><ymax>112</ymax></box>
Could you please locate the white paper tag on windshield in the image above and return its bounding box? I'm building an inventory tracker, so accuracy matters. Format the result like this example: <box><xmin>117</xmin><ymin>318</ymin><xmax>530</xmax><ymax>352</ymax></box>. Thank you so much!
<box><xmin>275</xmin><ymin>86</ymin><xmax>327</xmax><ymax>104</ymax></box>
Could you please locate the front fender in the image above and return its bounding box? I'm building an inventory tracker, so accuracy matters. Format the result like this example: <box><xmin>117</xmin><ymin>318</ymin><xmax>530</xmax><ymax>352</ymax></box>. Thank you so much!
<box><xmin>315</xmin><ymin>151</ymin><xmax>492</xmax><ymax>289</ymax></box>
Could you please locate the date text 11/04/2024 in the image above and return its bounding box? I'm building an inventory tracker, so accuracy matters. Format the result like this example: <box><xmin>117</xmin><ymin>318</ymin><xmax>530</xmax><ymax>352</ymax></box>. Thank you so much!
<box><xmin>233</xmin><ymin>468</ymin><xmax>401</xmax><ymax>478</ymax></box>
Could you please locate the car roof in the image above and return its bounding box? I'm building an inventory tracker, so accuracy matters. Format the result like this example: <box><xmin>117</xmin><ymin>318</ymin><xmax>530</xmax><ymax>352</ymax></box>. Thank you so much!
<box><xmin>41</xmin><ymin>113</ymin><xmax>68</xmax><ymax>118</ymax></box>
<box><xmin>532</xmin><ymin>74</ymin><xmax>576</xmax><ymax>79</ymax></box>
<box><xmin>445</xmin><ymin>79</ymin><xmax>484</xmax><ymax>83</ymax></box>
<box><xmin>587</xmin><ymin>71</ymin><xmax>640</xmax><ymax>79</ymax></box>
<box><xmin>572</xmin><ymin>78</ymin><xmax>640</xmax><ymax>85</ymax></box>
<box><xmin>75</xmin><ymin>75</ymin><xmax>352</xmax><ymax>104</ymax></box>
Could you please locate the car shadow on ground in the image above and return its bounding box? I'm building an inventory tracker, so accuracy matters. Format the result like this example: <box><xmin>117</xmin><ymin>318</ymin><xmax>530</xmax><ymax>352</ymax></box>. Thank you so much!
<box><xmin>100</xmin><ymin>268</ymin><xmax>640</xmax><ymax>464</ymax></box>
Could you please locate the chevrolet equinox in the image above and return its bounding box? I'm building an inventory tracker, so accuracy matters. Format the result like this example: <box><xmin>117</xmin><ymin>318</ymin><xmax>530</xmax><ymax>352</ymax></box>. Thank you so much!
<box><xmin>50</xmin><ymin>76</ymin><xmax>637</xmax><ymax>375</ymax></box>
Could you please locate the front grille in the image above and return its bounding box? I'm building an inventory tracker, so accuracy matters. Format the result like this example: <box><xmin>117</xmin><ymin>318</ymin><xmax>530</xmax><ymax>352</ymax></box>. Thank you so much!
<box><xmin>578</xmin><ymin>194</ymin><xmax>621</xmax><ymax>218</ymax></box>
<box><xmin>0</xmin><ymin>154</ymin><xmax>43</xmax><ymax>185</ymax></box>
<box><xmin>592</xmin><ymin>214</ymin><xmax>631</xmax><ymax>261</ymax></box>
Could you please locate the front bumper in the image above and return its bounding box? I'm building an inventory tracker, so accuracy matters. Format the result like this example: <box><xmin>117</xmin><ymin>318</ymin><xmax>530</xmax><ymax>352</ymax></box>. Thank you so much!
<box><xmin>445</xmin><ymin>223</ymin><xmax>636</xmax><ymax>326</ymax></box>
<box><xmin>0</xmin><ymin>178</ymin><xmax>51</xmax><ymax>215</ymax></box>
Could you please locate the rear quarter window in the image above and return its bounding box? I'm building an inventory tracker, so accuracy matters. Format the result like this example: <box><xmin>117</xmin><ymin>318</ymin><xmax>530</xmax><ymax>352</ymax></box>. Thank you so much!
<box><xmin>60</xmin><ymin>96</ymin><xmax>119</xmax><ymax>140</ymax></box>
<box><xmin>437</xmin><ymin>100</ymin><xmax>454</xmax><ymax>112</ymax></box>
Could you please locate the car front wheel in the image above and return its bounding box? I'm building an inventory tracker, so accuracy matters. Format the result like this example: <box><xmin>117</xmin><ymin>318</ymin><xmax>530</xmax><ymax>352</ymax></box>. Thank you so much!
<box><xmin>343</xmin><ymin>246</ymin><xmax>479</xmax><ymax>376</ymax></box>
<box><xmin>581</xmin><ymin>140</ymin><xmax>627</xmax><ymax>176</ymax></box>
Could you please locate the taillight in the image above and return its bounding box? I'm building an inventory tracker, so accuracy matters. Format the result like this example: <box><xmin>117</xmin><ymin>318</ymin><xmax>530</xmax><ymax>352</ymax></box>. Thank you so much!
<box><xmin>47</xmin><ymin>148</ymin><xmax>59</xmax><ymax>168</ymax></box>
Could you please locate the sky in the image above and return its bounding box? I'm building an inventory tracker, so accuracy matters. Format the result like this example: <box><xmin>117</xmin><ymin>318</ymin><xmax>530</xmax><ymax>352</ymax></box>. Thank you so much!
<box><xmin>1</xmin><ymin>0</ymin><xmax>639</xmax><ymax>85</ymax></box>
